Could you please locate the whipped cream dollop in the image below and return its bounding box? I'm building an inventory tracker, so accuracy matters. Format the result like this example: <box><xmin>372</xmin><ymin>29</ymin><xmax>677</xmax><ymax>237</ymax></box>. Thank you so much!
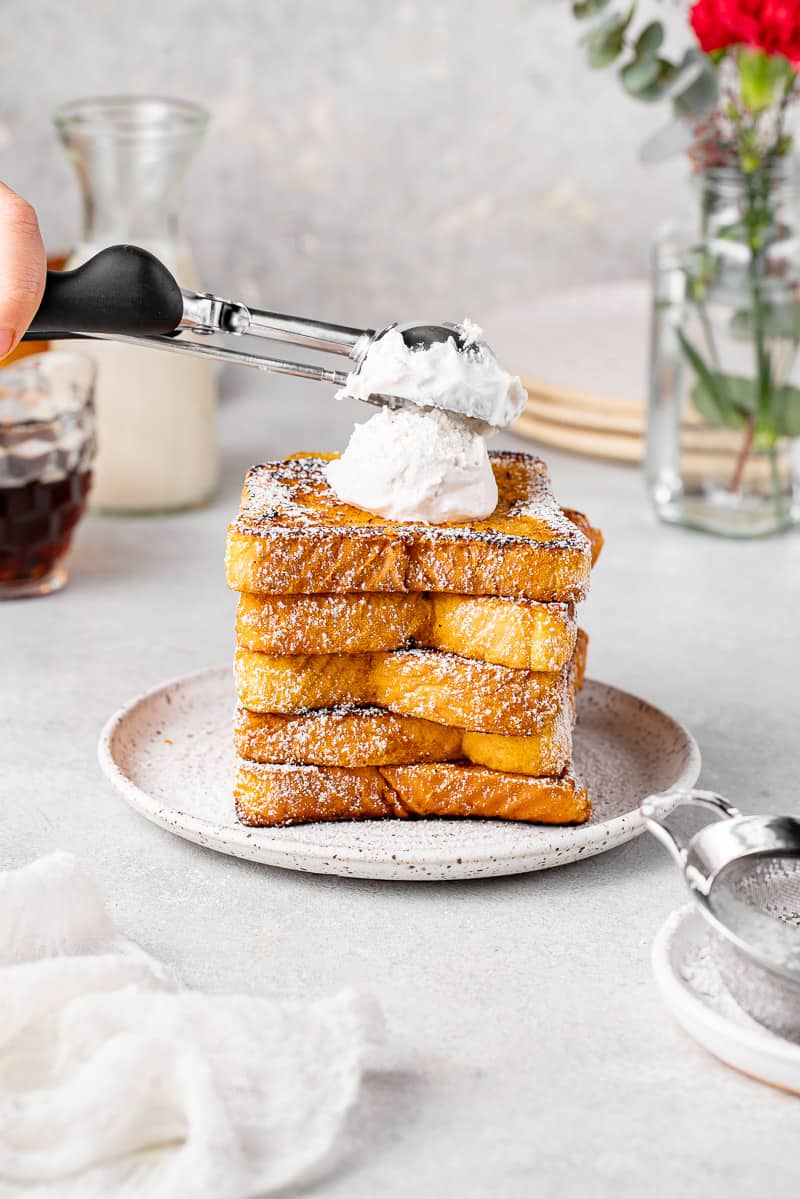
<box><xmin>325</xmin><ymin>406</ymin><xmax>498</xmax><ymax>524</ymax></box>
<box><xmin>326</xmin><ymin>320</ymin><xmax>524</xmax><ymax>524</ymax></box>
<box><xmin>339</xmin><ymin>323</ymin><xmax>526</xmax><ymax>427</ymax></box>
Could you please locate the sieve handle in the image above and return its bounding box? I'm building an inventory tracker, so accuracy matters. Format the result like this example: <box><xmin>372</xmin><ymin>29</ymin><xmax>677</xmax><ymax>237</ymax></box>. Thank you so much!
<box><xmin>640</xmin><ymin>789</ymin><xmax>741</xmax><ymax>866</ymax></box>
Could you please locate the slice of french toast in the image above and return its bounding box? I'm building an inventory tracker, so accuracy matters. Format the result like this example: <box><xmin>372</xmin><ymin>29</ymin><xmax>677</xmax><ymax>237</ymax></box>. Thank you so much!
<box><xmin>235</xmin><ymin>701</ymin><xmax>574</xmax><ymax>776</ymax></box>
<box><xmin>235</xmin><ymin>630</ymin><xmax>587</xmax><ymax>737</ymax></box>
<box><xmin>236</xmin><ymin>649</ymin><xmax>561</xmax><ymax>735</ymax></box>
<box><xmin>225</xmin><ymin>452</ymin><xmax>600</xmax><ymax>602</ymax></box>
<box><xmin>234</xmin><ymin>759</ymin><xmax>591</xmax><ymax>826</ymax></box>
<box><xmin>236</xmin><ymin>591</ymin><xmax>578</xmax><ymax>671</ymax></box>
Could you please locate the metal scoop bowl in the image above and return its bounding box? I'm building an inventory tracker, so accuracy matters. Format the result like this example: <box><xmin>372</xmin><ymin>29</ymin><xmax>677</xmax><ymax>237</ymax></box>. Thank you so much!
<box><xmin>642</xmin><ymin>789</ymin><xmax>800</xmax><ymax>1043</ymax></box>
<box><xmin>23</xmin><ymin>244</ymin><xmax>487</xmax><ymax>416</ymax></box>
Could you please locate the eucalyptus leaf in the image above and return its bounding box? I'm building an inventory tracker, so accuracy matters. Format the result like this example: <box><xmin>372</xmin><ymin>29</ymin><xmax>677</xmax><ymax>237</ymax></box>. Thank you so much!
<box><xmin>672</xmin><ymin>53</ymin><xmax>718</xmax><ymax>118</ymax></box>
<box><xmin>587</xmin><ymin>29</ymin><xmax>625</xmax><ymax>68</ymax></box>
<box><xmin>587</xmin><ymin>38</ymin><xmax>624</xmax><ymax>68</ymax></box>
<box><xmin>661</xmin><ymin>49</ymin><xmax>707</xmax><ymax>101</ymax></box>
<box><xmin>572</xmin><ymin>0</ymin><xmax>611</xmax><ymax>18</ymax></box>
<box><xmin>583</xmin><ymin>5</ymin><xmax>632</xmax><ymax>38</ymax></box>
<box><xmin>621</xmin><ymin>54</ymin><xmax>662</xmax><ymax>95</ymax></box>
<box><xmin>585</xmin><ymin>6</ymin><xmax>633</xmax><ymax>68</ymax></box>
<box><xmin>639</xmin><ymin>118</ymin><xmax>693</xmax><ymax>163</ymax></box>
<box><xmin>635</xmin><ymin>21</ymin><xmax>663</xmax><ymax>56</ymax></box>
<box><xmin>633</xmin><ymin>58</ymin><xmax>679</xmax><ymax>102</ymax></box>
<box><xmin>635</xmin><ymin>50</ymin><xmax>717</xmax><ymax>155</ymax></box>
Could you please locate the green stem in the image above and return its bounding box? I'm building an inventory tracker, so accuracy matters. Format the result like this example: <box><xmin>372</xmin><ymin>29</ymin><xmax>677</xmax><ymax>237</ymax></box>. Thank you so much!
<box><xmin>749</xmin><ymin>251</ymin><xmax>771</xmax><ymax>425</ymax></box>
<box><xmin>695</xmin><ymin>299</ymin><xmax>723</xmax><ymax>372</ymax></box>
<box><xmin>731</xmin><ymin>169</ymin><xmax>773</xmax><ymax>492</ymax></box>
<box><xmin>769</xmin><ymin>443</ymin><xmax>783</xmax><ymax>517</ymax></box>
<box><xmin>690</xmin><ymin>189</ymin><xmax>734</xmax><ymax>414</ymax></box>
<box><xmin>746</xmin><ymin>173</ymin><xmax>772</xmax><ymax>413</ymax></box>
<box><xmin>765</xmin><ymin>77</ymin><xmax>796</xmax><ymax>170</ymax></box>
<box><xmin>690</xmin><ymin>186</ymin><xmax>730</xmax><ymax>403</ymax></box>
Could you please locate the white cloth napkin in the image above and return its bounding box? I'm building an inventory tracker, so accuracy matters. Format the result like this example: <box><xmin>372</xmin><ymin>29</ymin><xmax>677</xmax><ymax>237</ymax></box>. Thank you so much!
<box><xmin>0</xmin><ymin>853</ymin><xmax>381</xmax><ymax>1198</ymax></box>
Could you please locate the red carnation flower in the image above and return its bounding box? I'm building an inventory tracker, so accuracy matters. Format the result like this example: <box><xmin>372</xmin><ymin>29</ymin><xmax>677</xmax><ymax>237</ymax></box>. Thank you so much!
<box><xmin>691</xmin><ymin>0</ymin><xmax>800</xmax><ymax>65</ymax></box>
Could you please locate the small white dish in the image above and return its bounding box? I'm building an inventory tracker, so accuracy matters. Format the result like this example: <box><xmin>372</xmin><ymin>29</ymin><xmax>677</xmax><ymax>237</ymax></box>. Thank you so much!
<box><xmin>652</xmin><ymin>904</ymin><xmax>800</xmax><ymax>1095</ymax></box>
<box><xmin>98</xmin><ymin>669</ymin><xmax>700</xmax><ymax>882</ymax></box>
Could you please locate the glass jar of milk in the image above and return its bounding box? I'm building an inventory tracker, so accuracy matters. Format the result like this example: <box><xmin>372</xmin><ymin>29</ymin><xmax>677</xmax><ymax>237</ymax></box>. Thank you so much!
<box><xmin>54</xmin><ymin>96</ymin><xmax>217</xmax><ymax>514</ymax></box>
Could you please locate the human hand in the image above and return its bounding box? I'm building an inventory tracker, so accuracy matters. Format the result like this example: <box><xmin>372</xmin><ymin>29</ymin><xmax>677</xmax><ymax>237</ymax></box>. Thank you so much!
<box><xmin>0</xmin><ymin>181</ymin><xmax>46</xmax><ymax>360</ymax></box>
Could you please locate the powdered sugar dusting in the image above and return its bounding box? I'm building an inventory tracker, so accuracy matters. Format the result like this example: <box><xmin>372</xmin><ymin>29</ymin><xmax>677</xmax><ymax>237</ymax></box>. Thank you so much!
<box><xmin>227</xmin><ymin>453</ymin><xmax>594</xmax><ymax>602</ymax></box>
<box><xmin>234</xmin><ymin>701</ymin><xmax>574</xmax><ymax>772</ymax></box>
<box><xmin>233</xmin><ymin>453</ymin><xmax>586</xmax><ymax>548</ymax></box>
<box><xmin>236</xmin><ymin>473</ymin><xmax>308</xmax><ymax>525</ymax></box>
<box><xmin>235</xmin><ymin>645</ymin><xmax>575</xmax><ymax>736</ymax></box>
<box><xmin>236</xmin><ymin>705</ymin><xmax>462</xmax><ymax>766</ymax></box>
<box><xmin>235</xmin><ymin>757</ymin><xmax>588</xmax><ymax>827</ymax></box>
<box><xmin>235</xmin><ymin>592</ymin><xmax>577</xmax><ymax>672</ymax></box>
<box><xmin>224</xmin><ymin>451</ymin><xmax>604</xmax><ymax>830</ymax></box>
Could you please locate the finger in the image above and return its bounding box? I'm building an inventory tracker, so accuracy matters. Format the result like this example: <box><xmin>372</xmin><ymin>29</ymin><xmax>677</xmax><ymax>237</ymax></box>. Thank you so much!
<box><xmin>0</xmin><ymin>181</ymin><xmax>46</xmax><ymax>359</ymax></box>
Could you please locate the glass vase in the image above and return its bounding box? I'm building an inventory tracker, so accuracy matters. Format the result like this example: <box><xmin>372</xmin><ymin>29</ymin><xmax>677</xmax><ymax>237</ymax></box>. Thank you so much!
<box><xmin>54</xmin><ymin>96</ymin><xmax>218</xmax><ymax>515</ymax></box>
<box><xmin>647</xmin><ymin>164</ymin><xmax>800</xmax><ymax>537</ymax></box>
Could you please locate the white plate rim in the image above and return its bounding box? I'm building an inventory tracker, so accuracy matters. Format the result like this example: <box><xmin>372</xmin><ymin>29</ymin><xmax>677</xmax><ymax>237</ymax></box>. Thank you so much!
<box><xmin>652</xmin><ymin>904</ymin><xmax>800</xmax><ymax>1094</ymax></box>
<box><xmin>98</xmin><ymin>665</ymin><xmax>702</xmax><ymax>875</ymax></box>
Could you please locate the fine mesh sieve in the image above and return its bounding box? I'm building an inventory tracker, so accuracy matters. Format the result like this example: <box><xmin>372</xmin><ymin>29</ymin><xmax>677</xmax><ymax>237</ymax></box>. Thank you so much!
<box><xmin>641</xmin><ymin>790</ymin><xmax>800</xmax><ymax>1043</ymax></box>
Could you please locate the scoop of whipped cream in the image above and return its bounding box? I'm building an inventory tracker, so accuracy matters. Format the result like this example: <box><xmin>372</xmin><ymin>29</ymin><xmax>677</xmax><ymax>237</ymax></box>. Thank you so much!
<box><xmin>326</xmin><ymin>320</ymin><xmax>524</xmax><ymax>524</ymax></box>
<box><xmin>338</xmin><ymin>322</ymin><xmax>526</xmax><ymax>428</ymax></box>
<box><xmin>325</xmin><ymin>406</ymin><xmax>498</xmax><ymax>524</ymax></box>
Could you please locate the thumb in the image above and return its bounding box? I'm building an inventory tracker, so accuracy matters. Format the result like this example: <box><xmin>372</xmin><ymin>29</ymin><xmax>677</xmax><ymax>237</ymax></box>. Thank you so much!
<box><xmin>0</xmin><ymin>181</ymin><xmax>46</xmax><ymax>360</ymax></box>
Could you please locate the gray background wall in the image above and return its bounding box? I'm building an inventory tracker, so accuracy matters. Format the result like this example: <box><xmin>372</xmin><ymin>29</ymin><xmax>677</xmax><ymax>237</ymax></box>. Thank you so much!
<box><xmin>0</xmin><ymin>0</ymin><xmax>688</xmax><ymax>328</ymax></box>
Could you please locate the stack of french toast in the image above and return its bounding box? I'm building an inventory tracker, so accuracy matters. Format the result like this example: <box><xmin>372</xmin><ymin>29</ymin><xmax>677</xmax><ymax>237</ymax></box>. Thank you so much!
<box><xmin>225</xmin><ymin>451</ymin><xmax>603</xmax><ymax>827</ymax></box>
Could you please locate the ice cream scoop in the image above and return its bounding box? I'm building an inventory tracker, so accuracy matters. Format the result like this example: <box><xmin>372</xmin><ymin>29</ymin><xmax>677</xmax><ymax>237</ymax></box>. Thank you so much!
<box><xmin>24</xmin><ymin>245</ymin><xmax>524</xmax><ymax>425</ymax></box>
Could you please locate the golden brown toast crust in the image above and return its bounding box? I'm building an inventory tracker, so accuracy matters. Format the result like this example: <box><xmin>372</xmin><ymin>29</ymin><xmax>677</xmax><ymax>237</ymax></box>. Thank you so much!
<box><xmin>562</xmin><ymin>508</ymin><xmax>604</xmax><ymax>567</ymax></box>
<box><xmin>234</xmin><ymin>759</ymin><xmax>591</xmax><ymax>826</ymax></box>
<box><xmin>234</xmin><ymin>702</ymin><xmax>574</xmax><ymax>776</ymax></box>
<box><xmin>225</xmin><ymin>452</ymin><xmax>595</xmax><ymax>601</ymax></box>
<box><xmin>234</xmin><ymin>633</ymin><xmax>586</xmax><ymax>777</ymax></box>
<box><xmin>236</xmin><ymin>646</ymin><xmax>567</xmax><ymax>735</ymax></box>
<box><xmin>236</xmin><ymin>590</ymin><xmax>577</xmax><ymax>671</ymax></box>
<box><xmin>235</xmin><ymin>628</ymin><xmax>586</xmax><ymax>741</ymax></box>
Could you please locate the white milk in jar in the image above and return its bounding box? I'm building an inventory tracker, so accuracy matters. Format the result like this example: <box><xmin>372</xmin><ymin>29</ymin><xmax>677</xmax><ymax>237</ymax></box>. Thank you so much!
<box><xmin>55</xmin><ymin>97</ymin><xmax>218</xmax><ymax>514</ymax></box>
<box><xmin>65</xmin><ymin>243</ymin><xmax>217</xmax><ymax>513</ymax></box>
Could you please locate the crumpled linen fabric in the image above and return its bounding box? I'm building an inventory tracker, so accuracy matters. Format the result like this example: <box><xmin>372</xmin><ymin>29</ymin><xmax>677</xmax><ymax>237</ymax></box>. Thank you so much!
<box><xmin>0</xmin><ymin>853</ymin><xmax>381</xmax><ymax>1198</ymax></box>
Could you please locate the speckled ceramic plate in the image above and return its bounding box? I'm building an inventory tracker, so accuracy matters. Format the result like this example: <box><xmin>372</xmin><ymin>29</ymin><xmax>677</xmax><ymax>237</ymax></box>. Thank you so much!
<box><xmin>652</xmin><ymin>905</ymin><xmax>800</xmax><ymax>1094</ymax></box>
<box><xmin>98</xmin><ymin>668</ymin><xmax>700</xmax><ymax>881</ymax></box>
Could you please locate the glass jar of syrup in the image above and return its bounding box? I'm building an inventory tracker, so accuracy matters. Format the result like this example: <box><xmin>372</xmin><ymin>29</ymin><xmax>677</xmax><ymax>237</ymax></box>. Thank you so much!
<box><xmin>0</xmin><ymin>352</ymin><xmax>96</xmax><ymax>599</ymax></box>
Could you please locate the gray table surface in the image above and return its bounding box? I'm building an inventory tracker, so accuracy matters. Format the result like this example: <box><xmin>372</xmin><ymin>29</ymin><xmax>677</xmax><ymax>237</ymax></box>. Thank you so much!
<box><xmin>4</xmin><ymin>371</ymin><xmax>800</xmax><ymax>1198</ymax></box>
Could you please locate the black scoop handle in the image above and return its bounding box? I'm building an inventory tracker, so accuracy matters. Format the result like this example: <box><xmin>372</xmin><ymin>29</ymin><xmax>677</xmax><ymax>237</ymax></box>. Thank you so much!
<box><xmin>23</xmin><ymin>244</ymin><xmax>184</xmax><ymax>341</ymax></box>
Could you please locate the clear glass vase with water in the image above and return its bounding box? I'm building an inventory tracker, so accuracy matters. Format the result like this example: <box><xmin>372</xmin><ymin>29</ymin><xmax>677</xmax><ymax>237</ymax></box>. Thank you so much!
<box><xmin>647</xmin><ymin>164</ymin><xmax>800</xmax><ymax>537</ymax></box>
